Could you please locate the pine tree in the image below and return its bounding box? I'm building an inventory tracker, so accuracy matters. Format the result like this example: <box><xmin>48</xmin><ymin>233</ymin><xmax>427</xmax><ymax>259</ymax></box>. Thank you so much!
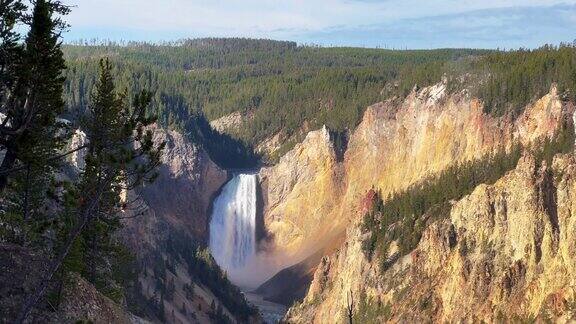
<box><xmin>76</xmin><ymin>58</ymin><xmax>164</xmax><ymax>299</ymax></box>
<box><xmin>0</xmin><ymin>0</ymin><xmax>70</xmax><ymax>194</ymax></box>
<box><xmin>0</xmin><ymin>0</ymin><xmax>75</xmax><ymax>248</ymax></box>
<box><xmin>0</xmin><ymin>0</ymin><xmax>26</xmax><ymax>100</ymax></box>
<box><xmin>0</xmin><ymin>0</ymin><xmax>74</xmax><ymax>246</ymax></box>
<box><xmin>16</xmin><ymin>58</ymin><xmax>164</xmax><ymax>323</ymax></box>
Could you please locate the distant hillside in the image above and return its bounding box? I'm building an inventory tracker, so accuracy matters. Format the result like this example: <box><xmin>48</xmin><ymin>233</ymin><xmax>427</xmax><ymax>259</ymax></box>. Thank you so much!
<box><xmin>63</xmin><ymin>39</ymin><xmax>576</xmax><ymax>163</ymax></box>
<box><xmin>62</xmin><ymin>39</ymin><xmax>487</xmax><ymax>162</ymax></box>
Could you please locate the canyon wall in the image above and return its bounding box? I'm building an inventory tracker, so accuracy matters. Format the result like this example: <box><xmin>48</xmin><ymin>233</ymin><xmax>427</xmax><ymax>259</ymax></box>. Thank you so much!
<box><xmin>65</xmin><ymin>125</ymin><xmax>258</xmax><ymax>323</ymax></box>
<box><xmin>259</xmin><ymin>126</ymin><xmax>343</xmax><ymax>257</ymax></box>
<box><xmin>133</xmin><ymin>126</ymin><xmax>228</xmax><ymax>243</ymax></box>
<box><xmin>257</xmin><ymin>81</ymin><xmax>574</xmax><ymax>321</ymax></box>
<box><xmin>287</xmin><ymin>153</ymin><xmax>576</xmax><ymax>323</ymax></box>
<box><xmin>120</xmin><ymin>127</ymin><xmax>260</xmax><ymax>324</ymax></box>
<box><xmin>261</xmin><ymin>82</ymin><xmax>567</xmax><ymax>260</ymax></box>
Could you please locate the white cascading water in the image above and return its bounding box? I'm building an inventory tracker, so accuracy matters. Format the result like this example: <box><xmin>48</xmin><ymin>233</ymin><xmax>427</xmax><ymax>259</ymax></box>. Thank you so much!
<box><xmin>209</xmin><ymin>173</ymin><xmax>288</xmax><ymax>321</ymax></box>
<box><xmin>209</xmin><ymin>173</ymin><xmax>257</xmax><ymax>275</ymax></box>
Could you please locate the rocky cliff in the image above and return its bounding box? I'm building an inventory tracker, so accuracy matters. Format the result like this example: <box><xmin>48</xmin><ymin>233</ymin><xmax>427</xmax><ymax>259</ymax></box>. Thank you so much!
<box><xmin>286</xmin><ymin>153</ymin><xmax>576</xmax><ymax>323</ymax></box>
<box><xmin>260</xmin><ymin>82</ymin><xmax>567</xmax><ymax>260</ymax></box>
<box><xmin>259</xmin><ymin>125</ymin><xmax>343</xmax><ymax>258</ymax></box>
<box><xmin>258</xmin><ymin>81</ymin><xmax>574</xmax><ymax>322</ymax></box>
<box><xmin>120</xmin><ymin>127</ymin><xmax>259</xmax><ymax>323</ymax></box>
<box><xmin>133</xmin><ymin>126</ymin><xmax>228</xmax><ymax>243</ymax></box>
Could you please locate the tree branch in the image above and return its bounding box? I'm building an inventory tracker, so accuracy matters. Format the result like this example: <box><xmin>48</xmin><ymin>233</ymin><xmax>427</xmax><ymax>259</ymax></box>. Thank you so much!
<box><xmin>0</xmin><ymin>143</ymin><xmax>88</xmax><ymax>176</ymax></box>
<box><xmin>15</xmin><ymin>174</ymin><xmax>111</xmax><ymax>323</ymax></box>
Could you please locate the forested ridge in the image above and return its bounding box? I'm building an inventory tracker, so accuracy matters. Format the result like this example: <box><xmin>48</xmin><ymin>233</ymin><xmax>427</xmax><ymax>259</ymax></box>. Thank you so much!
<box><xmin>62</xmin><ymin>39</ymin><xmax>576</xmax><ymax>164</ymax></box>
<box><xmin>62</xmin><ymin>40</ymin><xmax>487</xmax><ymax>162</ymax></box>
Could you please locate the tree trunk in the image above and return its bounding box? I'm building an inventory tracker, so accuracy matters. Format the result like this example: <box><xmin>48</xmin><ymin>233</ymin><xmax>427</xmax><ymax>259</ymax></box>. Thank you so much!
<box><xmin>14</xmin><ymin>183</ymin><xmax>106</xmax><ymax>324</ymax></box>
<box><xmin>0</xmin><ymin>146</ymin><xmax>17</xmax><ymax>192</ymax></box>
<box><xmin>23</xmin><ymin>163</ymin><xmax>31</xmax><ymax>221</ymax></box>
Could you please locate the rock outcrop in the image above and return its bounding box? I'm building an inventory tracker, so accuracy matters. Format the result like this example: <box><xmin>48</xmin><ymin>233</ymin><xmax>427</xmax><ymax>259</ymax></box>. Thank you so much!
<box><xmin>68</xmin><ymin>129</ymin><xmax>88</xmax><ymax>171</ymax></box>
<box><xmin>260</xmin><ymin>81</ymin><xmax>574</xmax><ymax>322</ymax></box>
<box><xmin>210</xmin><ymin>111</ymin><xmax>245</xmax><ymax>133</ymax></box>
<box><xmin>261</xmin><ymin>82</ymin><xmax>567</xmax><ymax>259</ymax></box>
<box><xmin>259</xmin><ymin>125</ymin><xmax>344</xmax><ymax>258</ymax></box>
<box><xmin>287</xmin><ymin>153</ymin><xmax>576</xmax><ymax>323</ymax></box>
<box><xmin>57</xmin><ymin>273</ymin><xmax>147</xmax><ymax>324</ymax></box>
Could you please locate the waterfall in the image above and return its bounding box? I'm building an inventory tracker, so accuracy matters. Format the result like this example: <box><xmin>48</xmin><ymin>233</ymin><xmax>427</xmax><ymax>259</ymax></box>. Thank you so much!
<box><xmin>209</xmin><ymin>173</ymin><xmax>258</xmax><ymax>274</ymax></box>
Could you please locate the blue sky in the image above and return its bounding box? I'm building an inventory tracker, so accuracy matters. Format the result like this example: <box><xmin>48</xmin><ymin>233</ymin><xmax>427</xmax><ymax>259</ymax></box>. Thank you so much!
<box><xmin>63</xmin><ymin>0</ymin><xmax>576</xmax><ymax>49</ymax></box>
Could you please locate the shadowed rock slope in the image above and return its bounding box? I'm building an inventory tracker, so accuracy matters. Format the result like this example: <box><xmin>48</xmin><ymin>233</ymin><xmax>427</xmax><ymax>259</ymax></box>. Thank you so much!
<box><xmin>120</xmin><ymin>127</ymin><xmax>259</xmax><ymax>323</ymax></box>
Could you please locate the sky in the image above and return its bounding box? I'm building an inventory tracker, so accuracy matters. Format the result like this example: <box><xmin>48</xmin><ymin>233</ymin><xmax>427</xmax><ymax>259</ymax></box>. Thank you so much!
<box><xmin>62</xmin><ymin>0</ymin><xmax>576</xmax><ymax>49</ymax></box>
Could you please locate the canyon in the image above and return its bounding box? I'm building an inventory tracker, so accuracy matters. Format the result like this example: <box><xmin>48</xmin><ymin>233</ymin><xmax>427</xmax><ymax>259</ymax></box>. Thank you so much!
<box><xmin>4</xmin><ymin>17</ymin><xmax>576</xmax><ymax>323</ymax></box>
<box><xmin>179</xmin><ymin>79</ymin><xmax>576</xmax><ymax>322</ymax></box>
<box><xmin>7</xmin><ymin>78</ymin><xmax>570</xmax><ymax>323</ymax></box>
<box><xmin>3</xmin><ymin>78</ymin><xmax>574</xmax><ymax>323</ymax></box>
<box><xmin>276</xmin><ymin>83</ymin><xmax>576</xmax><ymax>323</ymax></box>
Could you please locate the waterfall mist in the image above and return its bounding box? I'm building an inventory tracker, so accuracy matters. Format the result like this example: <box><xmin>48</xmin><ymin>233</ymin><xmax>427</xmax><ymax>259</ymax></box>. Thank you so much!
<box><xmin>209</xmin><ymin>173</ymin><xmax>293</xmax><ymax>290</ymax></box>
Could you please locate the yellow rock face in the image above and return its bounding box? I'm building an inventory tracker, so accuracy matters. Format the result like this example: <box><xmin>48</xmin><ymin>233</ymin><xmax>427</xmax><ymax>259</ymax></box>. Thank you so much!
<box><xmin>342</xmin><ymin>84</ymin><xmax>563</xmax><ymax>220</ymax></box>
<box><xmin>261</xmin><ymin>83</ymin><xmax>568</xmax><ymax>262</ymax></box>
<box><xmin>260</xmin><ymin>125</ymin><xmax>343</xmax><ymax>258</ymax></box>
<box><xmin>285</xmin><ymin>152</ymin><xmax>576</xmax><ymax>323</ymax></box>
<box><xmin>281</xmin><ymin>83</ymin><xmax>576</xmax><ymax>323</ymax></box>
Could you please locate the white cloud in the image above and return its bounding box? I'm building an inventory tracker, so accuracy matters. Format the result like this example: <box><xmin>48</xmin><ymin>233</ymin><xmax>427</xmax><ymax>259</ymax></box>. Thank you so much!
<box><xmin>301</xmin><ymin>3</ymin><xmax>576</xmax><ymax>49</ymax></box>
<box><xmin>65</xmin><ymin>0</ymin><xmax>573</xmax><ymax>32</ymax></box>
<box><xmin>62</xmin><ymin>0</ymin><xmax>576</xmax><ymax>46</ymax></box>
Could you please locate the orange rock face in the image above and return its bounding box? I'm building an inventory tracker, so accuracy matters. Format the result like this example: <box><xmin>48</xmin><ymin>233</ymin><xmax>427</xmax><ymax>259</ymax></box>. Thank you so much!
<box><xmin>263</xmin><ymin>82</ymin><xmax>576</xmax><ymax>323</ymax></box>
<box><xmin>261</xmin><ymin>83</ymin><xmax>568</xmax><ymax>260</ymax></box>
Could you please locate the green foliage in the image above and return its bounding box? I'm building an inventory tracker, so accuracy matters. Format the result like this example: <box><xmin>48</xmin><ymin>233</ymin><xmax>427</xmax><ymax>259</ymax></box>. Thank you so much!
<box><xmin>163</xmin><ymin>229</ymin><xmax>257</xmax><ymax>322</ymax></box>
<box><xmin>62</xmin><ymin>40</ymin><xmax>576</xmax><ymax>165</ymax></box>
<box><xmin>0</xmin><ymin>0</ymin><xmax>71</xmax><ymax>246</ymax></box>
<box><xmin>352</xmin><ymin>291</ymin><xmax>391</xmax><ymax>324</ymax></box>
<box><xmin>1</xmin><ymin>4</ymin><xmax>164</xmax><ymax>320</ymax></box>
<box><xmin>465</xmin><ymin>44</ymin><xmax>576</xmax><ymax>117</ymax></box>
<box><xmin>57</xmin><ymin>59</ymin><xmax>162</xmax><ymax>304</ymax></box>
<box><xmin>361</xmin><ymin>122</ymin><xmax>575</xmax><ymax>271</ymax></box>
<box><xmin>62</xmin><ymin>40</ymin><xmax>485</xmax><ymax>163</ymax></box>
<box><xmin>0</xmin><ymin>0</ymin><xmax>26</xmax><ymax>100</ymax></box>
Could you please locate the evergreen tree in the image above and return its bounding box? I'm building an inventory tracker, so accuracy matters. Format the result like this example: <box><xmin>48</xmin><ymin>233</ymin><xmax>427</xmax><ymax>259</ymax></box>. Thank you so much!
<box><xmin>0</xmin><ymin>0</ymin><xmax>76</xmax><ymax>247</ymax></box>
<box><xmin>0</xmin><ymin>0</ymin><xmax>70</xmax><ymax>194</ymax></box>
<box><xmin>0</xmin><ymin>0</ymin><xmax>26</xmax><ymax>101</ymax></box>
<box><xmin>16</xmin><ymin>58</ymin><xmax>164</xmax><ymax>323</ymax></box>
<box><xmin>75</xmin><ymin>58</ymin><xmax>164</xmax><ymax>300</ymax></box>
